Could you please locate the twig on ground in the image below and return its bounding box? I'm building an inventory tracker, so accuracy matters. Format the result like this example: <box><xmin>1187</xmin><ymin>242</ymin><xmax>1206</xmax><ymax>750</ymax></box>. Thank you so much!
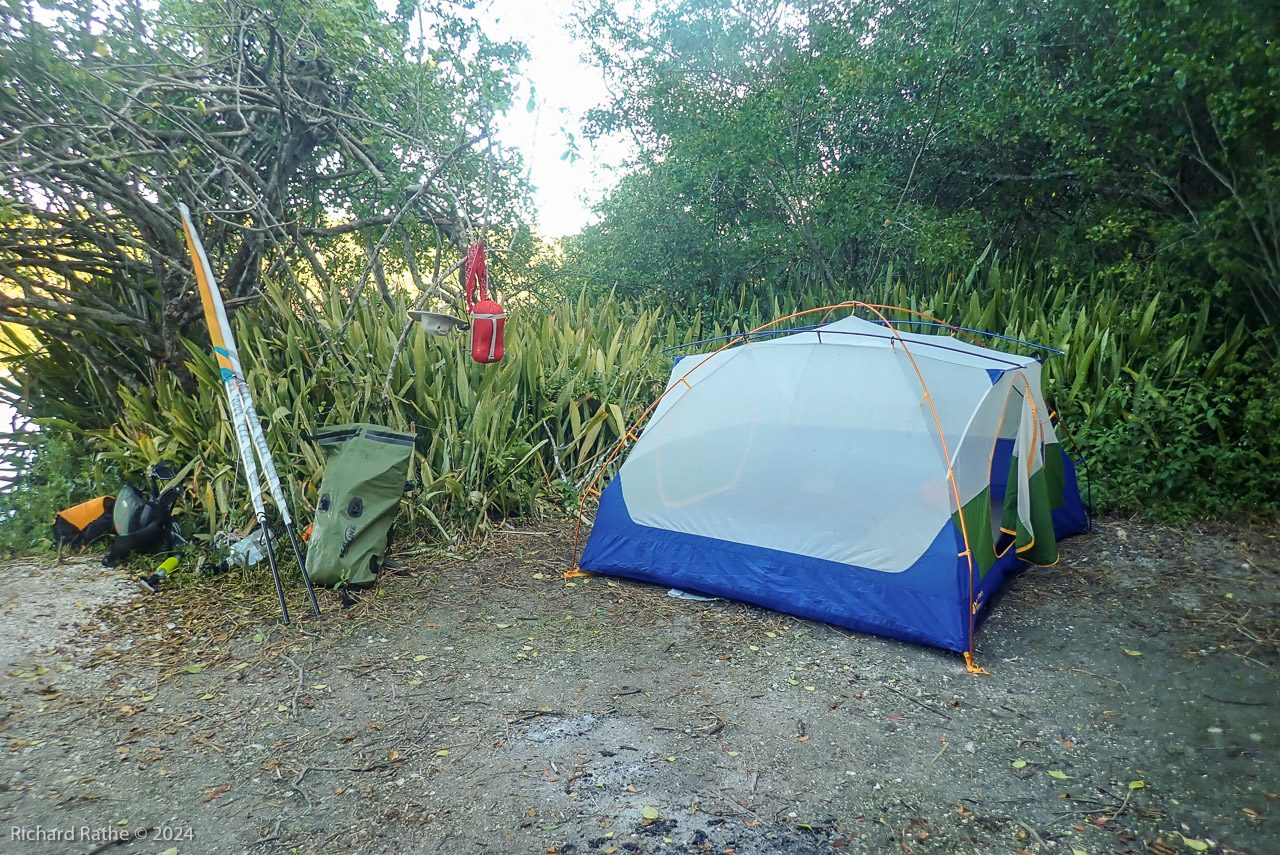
<box><xmin>1232</xmin><ymin>652</ymin><xmax>1279</xmax><ymax>677</ymax></box>
<box><xmin>505</xmin><ymin>709</ymin><xmax>567</xmax><ymax>724</ymax></box>
<box><xmin>83</xmin><ymin>827</ymin><xmax>154</xmax><ymax>855</ymax></box>
<box><xmin>283</xmin><ymin>654</ymin><xmax>303</xmax><ymax>719</ymax></box>
<box><xmin>883</xmin><ymin>684</ymin><xmax>951</xmax><ymax>720</ymax></box>
<box><xmin>1068</xmin><ymin>667</ymin><xmax>1131</xmax><ymax>696</ymax></box>
<box><xmin>1015</xmin><ymin>820</ymin><xmax>1046</xmax><ymax>848</ymax></box>
<box><xmin>1202</xmin><ymin>693</ymin><xmax>1269</xmax><ymax>706</ymax></box>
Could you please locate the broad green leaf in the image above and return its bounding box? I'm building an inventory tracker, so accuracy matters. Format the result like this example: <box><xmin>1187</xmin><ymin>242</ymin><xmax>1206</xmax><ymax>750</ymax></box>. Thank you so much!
<box><xmin>1176</xmin><ymin>833</ymin><xmax>1209</xmax><ymax>851</ymax></box>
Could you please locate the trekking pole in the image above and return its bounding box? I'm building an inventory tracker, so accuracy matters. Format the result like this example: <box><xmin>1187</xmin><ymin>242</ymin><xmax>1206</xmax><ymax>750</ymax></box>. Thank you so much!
<box><xmin>284</xmin><ymin>523</ymin><xmax>321</xmax><ymax>616</ymax></box>
<box><xmin>255</xmin><ymin>509</ymin><xmax>290</xmax><ymax>625</ymax></box>
<box><xmin>179</xmin><ymin>202</ymin><xmax>312</xmax><ymax>623</ymax></box>
<box><xmin>236</xmin><ymin>388</ymin><xmax>321</xmax><ymax>617</ymax></box>
<box><xmin>226</xmin><ymin>379</ymin><xmax>292</xmax><ymax>624</ymax></box>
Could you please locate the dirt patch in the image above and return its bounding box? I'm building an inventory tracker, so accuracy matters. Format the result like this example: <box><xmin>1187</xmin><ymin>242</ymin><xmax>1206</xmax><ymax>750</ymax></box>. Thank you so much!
<box><xmin>0</xmin><ymin>556</ymin><xmax>137</xmax><ymax>677</ymax></box>
<box><xmin>0</xmin><ymin>517</ymin><xmax>1276</xmax><ymax>855</ymax></box>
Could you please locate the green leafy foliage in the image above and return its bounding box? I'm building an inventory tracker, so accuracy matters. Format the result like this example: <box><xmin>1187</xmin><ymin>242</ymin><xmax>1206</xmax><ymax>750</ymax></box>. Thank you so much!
<box><xmin>573</xmin><ymin>0</ymin><xmax>1279</xmax><ymax>339</ymax></box>
<box><xmin>0</xmin><ymin>433</ymin><xmax>119</xmax><ymax>556</ymax></box>
<box><xmin>2</xmin><ymin>0</ymin><xmax>1276</xmax><ymax>552</ymax></box>
<box><xmin>0</xmin><ymin>0</ymin><xmax>531</xmax><ymax>406</ymax></box>
<box><xmin>3</xmin><ymin>254</ymin><xmax>1275</xmax><ymax>553</ymax></box>
<box><xmin>862</xmin><ymin>258</ymin><xmax>1279</xmax><ymax>516</ymax></box>
<box><xmin>55</xmin><ymin>286</ymin><xmax>673</xmax><ymax>540</ymax></box>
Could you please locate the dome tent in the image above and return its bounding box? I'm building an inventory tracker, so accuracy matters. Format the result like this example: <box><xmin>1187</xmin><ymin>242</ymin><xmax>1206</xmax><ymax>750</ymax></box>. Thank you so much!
<box><xmin>575</xmin><ymin>308</ymin><xmax>1088</xmax><ymax>666</ymax></box>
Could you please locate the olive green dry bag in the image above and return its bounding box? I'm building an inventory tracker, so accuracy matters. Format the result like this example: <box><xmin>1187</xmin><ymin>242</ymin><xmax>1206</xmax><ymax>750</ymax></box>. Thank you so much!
<box><xmin>305</xmin><ymin>424</ymin><xmax>415</xmax><ymax>588</ymax></box>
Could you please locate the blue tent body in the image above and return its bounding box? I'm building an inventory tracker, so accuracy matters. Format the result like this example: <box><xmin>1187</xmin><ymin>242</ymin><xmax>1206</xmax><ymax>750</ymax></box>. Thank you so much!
<box><xmin>578</xmin><ymin>315</ymin><xmax>1088</xmax><ymax>654</ymax></box>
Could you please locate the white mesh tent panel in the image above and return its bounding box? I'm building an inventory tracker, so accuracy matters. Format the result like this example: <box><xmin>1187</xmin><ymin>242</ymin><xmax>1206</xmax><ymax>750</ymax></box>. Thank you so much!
<box><xmin>623</xmin><ymin>343</ymin><xmax>953</xmax><ymax>574</ymax></box>
<box><xmin>623</xmin><ymin>316</ymin><xmax>1065</xmax><ymax>574</ymax></box>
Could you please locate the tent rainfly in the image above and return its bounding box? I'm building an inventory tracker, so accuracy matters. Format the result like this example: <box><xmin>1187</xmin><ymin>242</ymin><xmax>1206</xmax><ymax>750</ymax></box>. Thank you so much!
<box><xmin>576</xmin><ymin>311</ymin><xmax>1088</xmax><ymax>666</ymax></box>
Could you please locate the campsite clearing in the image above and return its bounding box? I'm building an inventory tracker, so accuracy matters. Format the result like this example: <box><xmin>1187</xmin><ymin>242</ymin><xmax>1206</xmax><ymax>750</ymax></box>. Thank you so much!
<box><xmin>0</xmin><ymin>517</ymin><xmax>1275</xmax><ymax>855</ymax></box>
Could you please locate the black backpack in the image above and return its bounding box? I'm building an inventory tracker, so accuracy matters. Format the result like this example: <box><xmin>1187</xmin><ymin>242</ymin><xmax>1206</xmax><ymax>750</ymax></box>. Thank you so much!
<box><xmin>102</xmin><ymin>461</ymin><xmax>184</xmax><ymax>566</ymax></box>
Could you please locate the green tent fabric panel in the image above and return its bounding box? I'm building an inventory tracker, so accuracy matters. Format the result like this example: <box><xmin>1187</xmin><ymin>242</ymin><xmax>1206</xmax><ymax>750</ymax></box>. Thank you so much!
<box><xmin>954</xmin><ymin>487</ymin><xmax>997</xmax><ymax>579</ymax></box>
<box><xmin>306</xmin><ymin>424</ymin><xmax>415</xmax><ymax>588</ymax></box>
<box><xmin>1000</xmin><ymin>454</ymin><xmax>1060</xmax><ymax>567</ymax></box>
<box><xmin>955</xmin><ymin>443</ymin><xmax>1069</xmax><ymax>581</ymax></box>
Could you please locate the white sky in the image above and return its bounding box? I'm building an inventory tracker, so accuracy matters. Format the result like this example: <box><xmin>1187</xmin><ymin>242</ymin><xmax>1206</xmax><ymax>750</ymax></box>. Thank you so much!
<box><xmin>473</xmin><ymin>0</ymin><xmax>630</xmax><ymax>237</ymax></box>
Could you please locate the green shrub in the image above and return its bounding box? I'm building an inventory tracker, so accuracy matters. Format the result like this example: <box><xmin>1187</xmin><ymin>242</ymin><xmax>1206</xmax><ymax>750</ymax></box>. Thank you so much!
<box><xmin>1071</xmin><ymin>350</ymin><xmax>1280</xmax><ymax>516</ymax></box>
<box><xmin>49</xmin><ymin>285</ymin><xmax>676</xmax><ymax>541</ymax></box>
<box><xmin>3</xmin><ymin>253</ymin><xmax>1274</xmax><ymax>552</ymax></box>
<box><xmin>0</xmin><ymin>432</ymin><xmax>118</xmax><ymax>555</ymax></box>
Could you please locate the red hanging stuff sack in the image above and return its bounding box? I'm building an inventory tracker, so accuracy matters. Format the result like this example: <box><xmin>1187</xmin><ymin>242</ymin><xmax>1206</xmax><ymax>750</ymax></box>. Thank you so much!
<box><xmin>464</xmin><ymin>241</ymin><xmax>505</xmax><ymax>364</ymax></box>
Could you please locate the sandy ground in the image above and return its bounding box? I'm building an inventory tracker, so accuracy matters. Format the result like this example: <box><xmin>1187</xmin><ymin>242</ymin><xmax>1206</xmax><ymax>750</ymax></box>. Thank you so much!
<box><xmin>0</xmin><ymin>556</ymin><xmax>136</xmax><ymax>680</ymax></box>
<box><xmin>0</xmin><ymin>516</ymin><xmax>1276</xmax><ymax>855</ymax></box>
